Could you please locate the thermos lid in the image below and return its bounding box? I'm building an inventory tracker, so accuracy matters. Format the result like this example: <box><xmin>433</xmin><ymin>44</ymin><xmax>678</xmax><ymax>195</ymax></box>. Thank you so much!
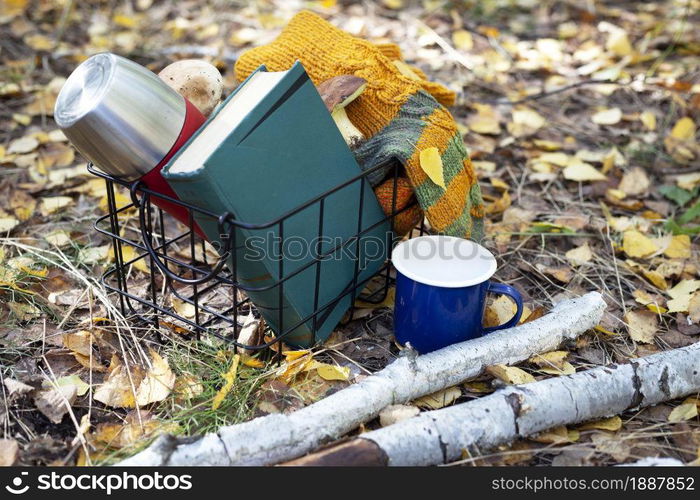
<box><xmin>55</xmin><ymin>53</ymin><xmax>187</xmax><ymax>181</ymax></box>
<box><xmin>392</xmin><ymin>235</ymin><xmax>497</xmax><ymax>288</ymax></box>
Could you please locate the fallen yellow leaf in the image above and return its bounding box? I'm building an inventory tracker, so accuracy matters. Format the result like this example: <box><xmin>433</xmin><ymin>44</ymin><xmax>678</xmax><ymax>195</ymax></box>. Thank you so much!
<box><xmin>670</xmin><ymin>117</ymin><xmax>696</xmax><ymax>140</ymax></box>
<box><xmin>562</xmin><ymin>160</ymin><xmax>607</xmax><ymax>182</ymax></box>
<box><xmin>212</xmin><ymin>354</ymin><xmax>240</xmax><ymax>410</ymax></box>
<box><xmin>316</xmin><ymin>363</ymin><xmax>350</xmax><ymax>381</ymax></box>
<box><xmin>592</xmin><ymin>108</ymin><xmax>622</xmax><ymax>125</ymax></box>
<box><xmin>664</xmin><ymin>234</ymin><xmax>691</xmax><ymax>259</ymax></box>
<box><xmin>624</xmin><ymin>309</ymin><xmax>658</xmax><ymax>344</ymax></box>
<box><xmin>135</xmin><ymin>350</ymin><xmax>176</xmax><ymax>406</ymax></box>
<box><xmin>414</xmin><ymin>386</ymin><xmax>461</xmax><ymax>409</ymax></box>
<box><xmin>419</xmin><ymin>147</ymin><xmax>446</xmax><ymax>189</ymax></box>
<box><xmin>565</xmin><ymin>243</ymin><xmax>593</xmax><ymax>266</ymax></box>
<box><xmin>452</xmin><ymin>29</ymin><xmax>473</xmax><ymax>51</ymax></box>
<box><xmin>667</xmin><ymin>280</ymin><xmax>700</xmax><ymax>313</ymax></box>
<box><xmin>639</xmin><ymin>110</ymin><xmax>656</xmax><ymax>131</ymax></box>
<box><xmin>531</xmin><ymin>425</ymin><xmax>579</xmax><ymax>444</ymax></box>
<box><xmin>622</xmin><ymin>230</ymin><xmax>658</xmax><ymax>258</ymax></box>
<box><xmin>486</xmin><ymin>364</ymin><xmax>536</xmax><ymax>385</ymax></box>
<box><xmin>579</xmin><ymin>416</ymin><xmax>622</xmax><ymax>432</ymax></box>
<box><xmin>668</xmin><ymin>401</ymin><xmax>698</xmax><ymax>423</ymax></box>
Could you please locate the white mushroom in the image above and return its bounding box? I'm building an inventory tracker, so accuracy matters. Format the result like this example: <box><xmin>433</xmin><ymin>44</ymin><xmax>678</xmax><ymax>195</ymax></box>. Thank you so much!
<box><xmin>158</xmin><ymin>59</ymin><xmax>223</xmax><ymax>117</ymax></box>
<box><xmin>316</xmin><ymin>75</ymin><xmax>367</xmax><ymax>148</ymax></box>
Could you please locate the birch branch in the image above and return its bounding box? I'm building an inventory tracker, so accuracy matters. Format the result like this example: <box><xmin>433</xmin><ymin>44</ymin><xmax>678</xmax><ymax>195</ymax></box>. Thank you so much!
<box><xmin>288</xmin><ymin>342</ymin><xmax>700</xmax><ymax>466</ymax></box>
<box><xmin>120</xmin><ymin>292</ymin><xmax>605</xmax><ymax>466</ymax></box>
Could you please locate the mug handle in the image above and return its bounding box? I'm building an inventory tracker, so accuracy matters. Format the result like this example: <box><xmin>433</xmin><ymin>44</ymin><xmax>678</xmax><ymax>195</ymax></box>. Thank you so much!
<box><xmin>482</xmin><ymin>282</ymin><xmax>523</xmax><ymax>334</ymax></box>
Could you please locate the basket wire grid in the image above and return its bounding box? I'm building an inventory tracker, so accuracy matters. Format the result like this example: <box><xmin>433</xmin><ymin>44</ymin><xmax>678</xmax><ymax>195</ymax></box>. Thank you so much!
<box><xmin>89</xmin><ymin>160</ymin><xmax>429</xmax><ymax>357</ymax></box>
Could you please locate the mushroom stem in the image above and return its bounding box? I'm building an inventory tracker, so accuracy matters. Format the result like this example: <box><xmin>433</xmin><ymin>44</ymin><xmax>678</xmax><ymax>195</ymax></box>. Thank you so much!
<box><xmin>331</xmin><ymin>107</ymin><xmax>364</xmax><ymax>147</ymax></box>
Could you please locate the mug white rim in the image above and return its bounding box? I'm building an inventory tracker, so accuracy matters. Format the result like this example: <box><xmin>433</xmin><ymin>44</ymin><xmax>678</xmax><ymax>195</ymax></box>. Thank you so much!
<box><xmin>391</xmin><ymin>235</ymin><xmax>497</xmax><ymax>288</ymax></box>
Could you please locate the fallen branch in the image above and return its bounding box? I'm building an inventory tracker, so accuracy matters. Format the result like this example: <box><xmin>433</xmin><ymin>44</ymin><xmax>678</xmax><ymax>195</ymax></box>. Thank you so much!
<box><xmin>119</xmin><ymin>292</ymin><xmax>605</xmax><ymax>466</ymax></box>
<box><xmin>288</xmin><ymin>342</ymin><xmax>700</xmax><ymax>466</ymax></box>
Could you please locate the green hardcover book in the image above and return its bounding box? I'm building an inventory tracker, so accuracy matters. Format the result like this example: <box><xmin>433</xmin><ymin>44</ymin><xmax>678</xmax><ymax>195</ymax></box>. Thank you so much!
<box><xmin>162</xmin><ymin>62</ymin><xmax>390</xmax><ymax>347</ymax></box>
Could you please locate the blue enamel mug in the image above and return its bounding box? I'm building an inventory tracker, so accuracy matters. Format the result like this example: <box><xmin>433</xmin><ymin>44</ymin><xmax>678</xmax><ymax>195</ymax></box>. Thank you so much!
<box><xmin>392</xmin><ymin>235</ymin><xmax>523</xmax><ymax>353</ymax></box>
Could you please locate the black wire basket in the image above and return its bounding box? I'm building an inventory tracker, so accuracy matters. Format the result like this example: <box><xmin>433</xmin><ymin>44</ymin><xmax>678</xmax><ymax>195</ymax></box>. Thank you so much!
<box><xmin>90</xmin><ymin>160</ymin><xmax>429</xmax><ymax>356</ymax></box>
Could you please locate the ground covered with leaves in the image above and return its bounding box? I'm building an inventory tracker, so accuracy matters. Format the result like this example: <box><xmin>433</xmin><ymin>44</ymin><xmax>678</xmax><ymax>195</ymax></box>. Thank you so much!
<box><xmin>0</xmin><ymin>0</ymin><xmax>699</xmax><ymax>466</ymax></box>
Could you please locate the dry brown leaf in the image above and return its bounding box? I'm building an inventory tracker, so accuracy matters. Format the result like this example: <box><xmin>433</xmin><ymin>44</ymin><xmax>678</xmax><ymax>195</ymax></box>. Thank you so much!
<box><xmin>624</xmin><ymin>309</ymin><xmax>658</xmax><ymax>343</ymax></box>
<box><xmin>62</xmin><ymin>330</ymin><xmax>92</xmax><ymax>357</ymax></box>
<box><xmin>0</xmin><ymin>439</ymin><xmax>19</xmax><ymax>466</ymax></box>
<box><xmin>35</xmin><ymin>384</ymin><xmax>77</xmax><ymax>424</ymax></box>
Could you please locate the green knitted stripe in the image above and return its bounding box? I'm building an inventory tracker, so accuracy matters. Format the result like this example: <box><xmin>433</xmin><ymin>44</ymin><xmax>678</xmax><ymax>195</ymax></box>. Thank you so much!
<box><xmin>442</xmin><ymin>182</ymin><xmax>484</xmax><ymax>241</ymax></box>
<box><xmin>353</xmin><ymin>90</ymin><xmax>440</xmax><ymax>186</ymax></box>
<box><xmin>412</xmin><ymin>132</ymin><xmax>465</xmax><ymax>208</ymax></box>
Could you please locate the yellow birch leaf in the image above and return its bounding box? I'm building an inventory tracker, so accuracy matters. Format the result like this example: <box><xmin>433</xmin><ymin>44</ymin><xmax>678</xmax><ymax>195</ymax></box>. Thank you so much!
<box><xmin>579</xmin><ymin>416</ymin><xmax>623</xmax><ymax>432</ymax></box>
<box><xmin>562</xmin><ymin>160</ymin><xmax>607</xmax><ymax>182</ymax></box>
<box><xmin>565</xmin><ymin>243</ymin><xmax>593</xmax><ymax>266</ymax></box>
<box><xmin>641</xmin><ymin>269</ymin><xmax>668</xmax><ymax>290</ymax></box>
<box><xmin>667</xmin><ymin>280</ymin><xmax>700</xmax><ymax>313</ymax></box>
<box><xmin>539</xmin><ymin>362</ymin><xmax>576</xmax><ymax>376</ymax></box>
<box><xmin>113</xmin><ymin>14</ymin><xmax>138</xmax><ymax>28</ymax></box>
<box><xmin>39</xmin><ymin>196</ymin><xmax>74</xmax><ymax>216</ymax></box>
<box><xmin>664</xmin><ymin>234</ymin><xmax>691</xmax><ymax>259</ymax></box>
<box><xmin>529</xmin><ymin>350</ymin><xmax>569</xmax><ymax>369</ymax></box>
<box><xmin>316</xmin><ymin>363</ymin><xmax>350</xmax><ymax>381</ymax></box>
<box><xmin>468</xmin><ymin>103</ymin><xmax>501</xmax><ymax>135</ymax></box>
<box><xmin>639</xmin><ymin>110</ymin><xmax>656</xmax><ymax>131</ymax></box>
<box><xmin>668</xmin><ymin>402</ymin><xmax>698</xmax><ymax>423</ymax></box>
<box><xmin>0</xmin><ymin>217</ymin><xmax>20</xmax><ymax>233</ymax></box>
<box><xmin>419</xmin><ymin>147</ymin><xmax>446</xmax><ymax>189</ymax></box>
<box><xmin>452</xmin><ymin>29</ymin><xmax>473</xmax><ymax>50</ymax></box>
<box><xmin>172</xmin><ymin>298</ymin><xmax>196</xmax><ymax>319</ymax></box>
<box><xmin>531</xmin><ymin>425</ymin><xmax>579</xmax><ymax>444</ymax></box>
<box><xmin>622</xmin><ymin>230</ymin><xmax>658</xmax><ymax>258</ymax></box>
<box><xmin>414</xmin><ymin>386</ymin><xmax>461</xmax><ymax>410</ymax></box>
<box><xmin>606</xmin><ymin>31</ymin><xmax>633</xmax><ymax>57</ymax></box>
<box><xmin>93</xmin><ymin>357</ymin><xmax>142</xmax><ymax>408</ymax></box>
<box><xmin>212</xmin><ymin>354</ymin><xmax>240</xmax><ymax>410</ymax></box>
<box><xmin>107</xmin><ymin>245</ymin><xmax>149</xmax><ymax>273</ymax></box>
<box><xmin>135</xmin><ymin>350</ymin><xmax>176</xmax><ymax>406</ymax></box>
<box><xmin>670</xmin><ymin>117</ymin><xmax>696</xmax><ymax>140</ymax></box>
<box><xmin>592</xmin><ymin>108</ymin><xmax>622</xmax><ymax>125</ymax></box>
<box><xmin>240</xmin><ymin>354</ymin><xmax>266</xmax><ymax>368</ymax></box>
<box><xmin>486</xmin><ymin>364</ymin><xmax>536</xmax><ymax>385</ymax></box>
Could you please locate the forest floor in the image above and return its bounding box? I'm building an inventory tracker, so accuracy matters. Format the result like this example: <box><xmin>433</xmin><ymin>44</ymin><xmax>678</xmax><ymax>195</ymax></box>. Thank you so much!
<box><xmin>0</xmin><ymin>0</ymin><xmax>699</xmax><ymax>466</ymax></box>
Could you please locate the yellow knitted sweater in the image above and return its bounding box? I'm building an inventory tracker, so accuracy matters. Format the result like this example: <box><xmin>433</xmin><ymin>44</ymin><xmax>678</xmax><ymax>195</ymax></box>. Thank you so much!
<box><xmin>235</xmin><ymin>11</ymin><xmax>484</xmax><ymax>240</ymax></box>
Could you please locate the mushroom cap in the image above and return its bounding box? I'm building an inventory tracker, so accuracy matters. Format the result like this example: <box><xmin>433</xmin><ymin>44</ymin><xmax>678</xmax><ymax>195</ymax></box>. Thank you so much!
<box><xmin>316</xmin><ymin>75</ymin><xmax>367</xmax><ymax>113</ymax></box>
<box><xmin>158</xmin><ymin>59</ymin><xmax>223</xmax><ymax>116</ymax></box>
